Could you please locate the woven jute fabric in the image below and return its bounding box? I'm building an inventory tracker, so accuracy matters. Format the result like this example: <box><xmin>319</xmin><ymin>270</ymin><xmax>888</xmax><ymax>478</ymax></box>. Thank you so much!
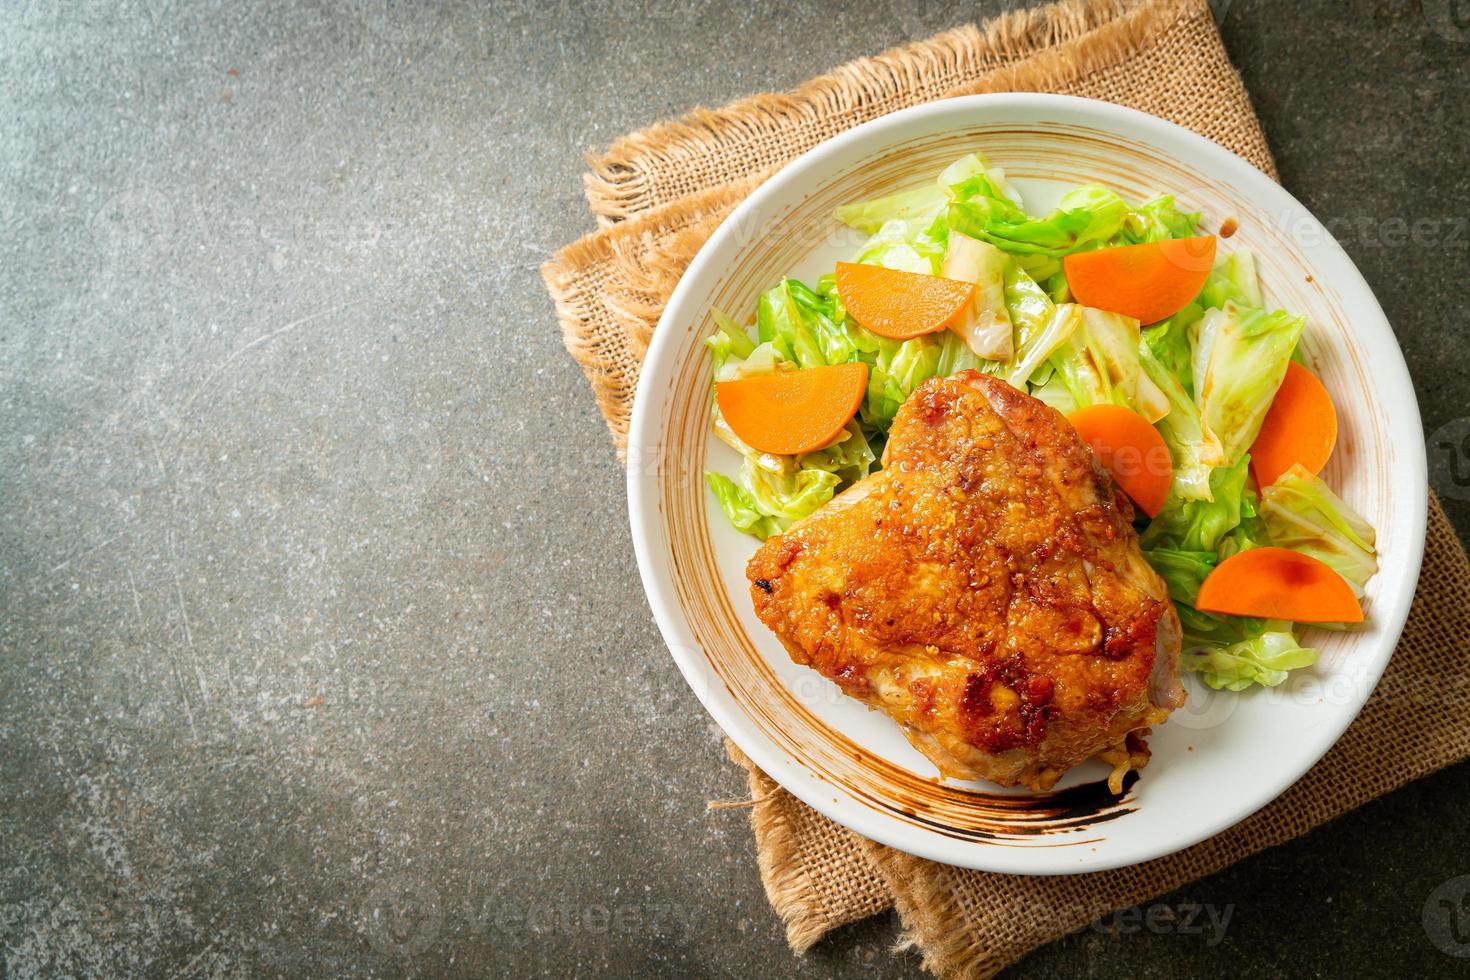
<box><xmin>547</xmin><ymin>0</ymin><xmax>1276</xmax><ymax>455</ymax></box>
<box><xmin>541</xmin><ymin>0</ymin><xmax>1470</xmax><ymax>976</ymax></box>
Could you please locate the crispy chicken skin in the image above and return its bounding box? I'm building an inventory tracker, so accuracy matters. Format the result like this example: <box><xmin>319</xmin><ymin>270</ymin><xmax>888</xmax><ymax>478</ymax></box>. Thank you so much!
<box><xmin>747</xmin><ymin>371</ymin><xmax>1184</xmax><ymax>791</ymax></box>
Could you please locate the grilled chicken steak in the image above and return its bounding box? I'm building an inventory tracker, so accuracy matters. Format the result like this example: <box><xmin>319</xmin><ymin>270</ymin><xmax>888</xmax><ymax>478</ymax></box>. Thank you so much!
<box><xmin>747</xmin><ymin>371</ymin><xmax>1184</xmax><ymax>792</ymax></box>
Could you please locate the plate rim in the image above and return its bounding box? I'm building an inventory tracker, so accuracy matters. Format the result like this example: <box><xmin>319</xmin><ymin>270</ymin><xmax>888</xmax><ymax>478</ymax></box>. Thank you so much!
<box><xmin>627</xmin><ymin>92</ymin><xmax>1428</xmax><ymax>874</ymax></box>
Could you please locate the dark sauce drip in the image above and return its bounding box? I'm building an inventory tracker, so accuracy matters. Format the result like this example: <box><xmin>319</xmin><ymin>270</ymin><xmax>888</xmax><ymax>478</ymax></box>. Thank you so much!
<box><xmin>875</xmin><ymin>770</ymin><xmax>1142</xmax><ymax>843</ymax></box>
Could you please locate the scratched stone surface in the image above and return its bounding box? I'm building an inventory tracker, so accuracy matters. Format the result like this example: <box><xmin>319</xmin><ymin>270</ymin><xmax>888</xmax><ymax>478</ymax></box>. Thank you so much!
<box><xmin>1</xmin><ymin>1</ymin><xmax>1469</xmax><ymax>976</ymax></box>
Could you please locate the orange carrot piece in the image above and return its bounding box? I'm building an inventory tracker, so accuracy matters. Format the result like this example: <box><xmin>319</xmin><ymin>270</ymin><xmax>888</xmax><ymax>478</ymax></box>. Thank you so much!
<box><xmin>835</xmin><ymin>261</ymin><xmax>976</xmax><ymax>340</ymax></box>
<box><xmin>1067</xmin><ymin>404</ymin><xmax>1173</xmax><ymax>517</ymax></box>
<box><xmin>1063</xmin><ymin>236</ymin><xmax>1217</xmax><ymax>325</ymax></box>
<box><xmin>1249</xmin><ymin>361</ymin><xmax>1338</xmax><ymax>488</ymax></box>
<box><xmin>1195</xmin><ymin>547</ymin><xmax>1363</xmax><ymax>623</ymax></box>
<box><xmin>716</xmin><ymin>362</ymin><xmax>869</xmax><ymax>456</ymax></box>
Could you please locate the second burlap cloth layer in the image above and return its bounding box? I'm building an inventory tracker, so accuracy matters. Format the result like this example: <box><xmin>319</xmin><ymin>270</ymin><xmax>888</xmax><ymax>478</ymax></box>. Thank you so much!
<box><xmin>542</xmin><ymin>0</ymin><xmax>1470</xmax><ymax>975</ymax></box>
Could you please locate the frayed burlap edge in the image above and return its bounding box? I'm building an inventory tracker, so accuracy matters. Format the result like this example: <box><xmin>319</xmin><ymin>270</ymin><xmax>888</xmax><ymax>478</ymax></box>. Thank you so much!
<box><xmin>547</xmin><ymin>0</ymin><xmax>1256</xmax><ymax>456</ymax></box>
<box><xmin>583</xmin><ymin>0</ymin><xmax>1201</xmax><ymax>223</ymax></box>
<box><xmin>541</xmin><ymin>176</ymin><xmax>762</xmax><ymax>455</ymax></box>
<box><xmin>943</xmin><ymin>0</ymin><xmax>1278</xmax><ymax>179</ymax></box>
<box><xmin>727</xmin><ymin>740</ymin><xmax>832</xmax><ymax>951</ymax></box>
<box><xmin>820</xmin><ymin>494</ymin><xmax>1470</xmax><ymax>980</ymax></box>
<box><xmin>724</xmin><ymin>742</ymin><xmax>892</xmax><ymax>951</ymax></box>
<box><xmin>544</xmin><ymin>0</ymin><xmax>1470</xmax><ymax>976</ymax></box>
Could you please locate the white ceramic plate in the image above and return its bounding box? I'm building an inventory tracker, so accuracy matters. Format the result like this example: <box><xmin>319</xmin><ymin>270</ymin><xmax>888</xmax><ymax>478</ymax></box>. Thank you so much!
<box><xmin>628</xmin><ymin>94</ymin><xmax>1427</xmax><ymax>873</ymax></box>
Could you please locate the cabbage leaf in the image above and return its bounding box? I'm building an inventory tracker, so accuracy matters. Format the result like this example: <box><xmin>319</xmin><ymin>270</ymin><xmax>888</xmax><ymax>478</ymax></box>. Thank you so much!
<box><xmin>1260</xmin><ymin>463</ymin><xmax>1378</xmax><ymax>598</ymax></box>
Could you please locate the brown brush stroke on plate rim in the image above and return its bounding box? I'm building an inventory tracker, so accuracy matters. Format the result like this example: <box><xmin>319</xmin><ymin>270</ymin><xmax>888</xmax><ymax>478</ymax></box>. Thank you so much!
<box><xmin>652</xmin><ymin>121</ymin><xmax>1386</xmax><ymax>848</ymax></box>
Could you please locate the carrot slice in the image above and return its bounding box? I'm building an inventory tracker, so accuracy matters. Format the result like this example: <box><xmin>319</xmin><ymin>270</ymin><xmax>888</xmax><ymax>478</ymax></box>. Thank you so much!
<box><xmin>1195</xmin><ymin>547</ymin><xmax>1363</xmax><ymax>623</ymax></box>
<box><xmin>1063</xmin><ymin>236</ymin><xmax>1217</xmax><ymax>325</ymax></box>
<box><xmin>1249</xmin><ymin>361</ymin><xmax>1338</xmax><ymax>488</ymax></box>
<box><xmin>835</xmin><ymin>261</ymin><xmax>977</xmax><ymax>340</ymax></box>
<box><xmin>1067</xmin><ymin>404</ymin><xmax>1173</xmax><ymax>517</ymax></box>
<box><xmin>716</xmin><ymin>362</ymin><xmax>868</xmax><ymax>455</ymax></box>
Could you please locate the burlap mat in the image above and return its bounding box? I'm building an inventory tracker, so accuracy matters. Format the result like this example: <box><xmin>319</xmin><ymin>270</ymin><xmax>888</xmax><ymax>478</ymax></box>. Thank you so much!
<box><xmin>541</xmin><ymin>0</ymin><xmax>1470</xmax><ymax>975</ymax></box>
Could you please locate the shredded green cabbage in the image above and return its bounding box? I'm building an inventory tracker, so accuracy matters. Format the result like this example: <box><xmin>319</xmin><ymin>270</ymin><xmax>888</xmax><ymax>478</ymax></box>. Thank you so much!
<box><xmin>1194</xmin><ymin>303</ymin><xmax>1306</xmax><ymax>467</ymax></box>
<box><xmin>703</xmin><ymin>150</ymin><xmax>1373</xmax><ymax>690</ymax></box>
<box><xmin>1183</xmin><ymin>628</ymin><xmax>1319</xmax><ymax>692</ymax></box>
<box><xmin>1261</xmin><ymin>464</ymin><xmax>1378</xmax><ymax>600</ymax></box>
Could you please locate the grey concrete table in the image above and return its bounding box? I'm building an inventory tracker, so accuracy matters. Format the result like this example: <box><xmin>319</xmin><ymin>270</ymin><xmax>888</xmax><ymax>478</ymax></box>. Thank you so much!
<box><xmin>3</xmin><ymin>1</ymin><xmax>1468</xmax><ymax>976</ymax></box>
